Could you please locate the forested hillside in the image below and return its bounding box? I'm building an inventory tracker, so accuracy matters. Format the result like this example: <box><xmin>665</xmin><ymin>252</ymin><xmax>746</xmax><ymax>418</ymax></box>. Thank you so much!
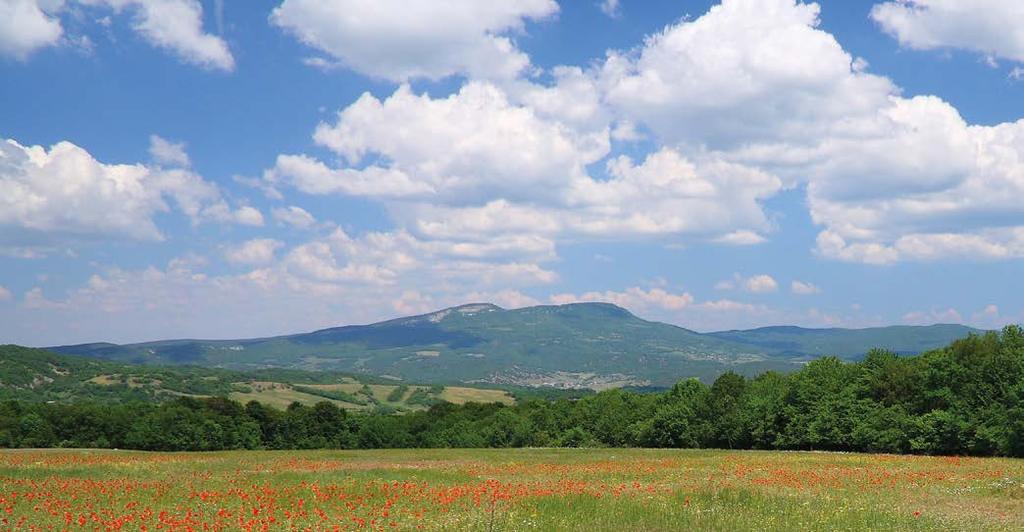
<box><xmin>708</xmin><ymin>324</ymin><xmax>980</xmax><ymax>358</ymax></box>
<box><xmin>0</xmin><ymin>345</ymin><xmax>241</xmax><ymax>402</ymax></box>
<box><xmin>0</xmin><ymin>345</ymin><xmax>519</xmax><ymax>411</ymax></box>
<box><xmin>4</xmin><ymin>326</ymin><xmax>1022</xmax><ymax>457</ymax></box>
<box><xmin>51</xmin><ymin>303</ymin><xmax>981</xmax><ymax>388</ymax></box>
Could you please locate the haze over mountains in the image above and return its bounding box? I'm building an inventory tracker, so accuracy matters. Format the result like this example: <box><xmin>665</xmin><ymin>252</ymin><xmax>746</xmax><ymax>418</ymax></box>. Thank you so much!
<box><xmin>48</xmin><ymin>303</ymin><xmax>982</xmax><ymax>388</ymax></box>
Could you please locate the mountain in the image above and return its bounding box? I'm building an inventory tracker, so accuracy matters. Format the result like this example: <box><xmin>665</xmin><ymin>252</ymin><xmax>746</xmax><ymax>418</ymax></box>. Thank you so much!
<box><xmin>707</xmin><ymin>324</ymin><xmax>983</xmax><ymax>358</ymax></box>
<box><xmin>49</xmin><ymin>302</ymin><xmax>986</xmax><ymax>388</ymax></box>
<box><xmin>51</xmin><ymin>303</ymin><xmax>787</xmax><ymax>388</ymax></box>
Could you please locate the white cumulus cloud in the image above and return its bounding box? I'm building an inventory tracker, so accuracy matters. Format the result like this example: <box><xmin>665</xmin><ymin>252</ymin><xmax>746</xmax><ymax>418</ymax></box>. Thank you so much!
<box><xmin>0</xmin><ymin>0</ymin><xmax>63</xmax><ymax>59</ymax></box>
<box><xmin>744</xmin><ymin>274</ymin><xmax>778</xmax><ymax>294</ymax></box>
<box><xmin>0</xmin><ymin>137</ymin><xmax>258</xmax><ymax>255</ymax></box>
<box><xmin>593</xmin><ymin>0</ymin><xmax>1024</xmax><ymax>264</ymax></box>
<box><xmin>716</xmin><ymin>273</ymin><xmax>780</xmax><ymax>294</ymax></box>
<box><xmin>791</xmin><ymin>280</ymin><xmax>821</xmax><ymax>295</ymax></box>
<box><xmin>600</xmin><ymin>0</ymin><xmax>896</xmax><ymax>152</ymax></box>
<box><xmin>225</xmin><ymin>238</ymin><xmax>283</xmax><ymax>266</ymax></box>
<box><xmin>231</xmin><ymin>206</ymin><xmax>264</xmax><ymax>226</ymax></box>
<box><xmin>83</xmin><ymin>0</ymin><xmax>234</xmax><ymax>71</ymax></box>
<box><xmin>148</xmin><ymin>134</ymin><xmax>190</xmax><ymax>167</ymax></box>
<box><xmin>304</xmin><ymin>82</ymin><xmax>607</xmax><ymax>202</ymax></box>
<box><xmin>599</xmin><ymin>0</ymin><xmax>620</xmax><ymax>18</ymax></box>
<box><xmin>871</xmin><ymin>0</ymin><xmax>1024</xmax><ymax>63</ymax></box>
<box><xmin>8</xmin><ymin>0</ymin><xmax>234</xmax><ymax>70</ymax></box>
<box><xmin>2</xmin><ymin>227</ymin><xmax>563</xmax><ymax>343</ymax></box>
<box><xmin>271</xmin><ymin>205</ymin><xmax>316</xmax><ymax>229</ymax></box>
<box><xmin>270</xmin><ymin>0</ymin><xmax>558</xmax><ymax>81</ymax></box>
<box><xmin>269</xmin><ymin>81</ymin><xmax>780</xmax><ymax>253</ymax></box>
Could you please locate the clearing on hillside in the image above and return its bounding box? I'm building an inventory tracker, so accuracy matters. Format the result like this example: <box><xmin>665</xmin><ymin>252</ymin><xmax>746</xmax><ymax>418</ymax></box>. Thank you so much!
<box><xmin>227</xmin><ymin>381</ymin><xmax>514</xmax><ymax>411</ymax></box>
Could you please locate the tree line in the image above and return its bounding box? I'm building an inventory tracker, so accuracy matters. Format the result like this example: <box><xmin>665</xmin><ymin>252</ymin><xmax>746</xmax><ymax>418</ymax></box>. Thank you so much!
<box><xmin>2</xmin><ymin>326</ymin><xmax>1022</xmax><ymax>456</ymax></box>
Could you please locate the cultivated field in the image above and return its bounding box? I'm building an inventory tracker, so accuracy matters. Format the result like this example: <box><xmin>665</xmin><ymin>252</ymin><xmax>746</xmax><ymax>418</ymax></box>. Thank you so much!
<box><xmin>1</xmin><ymin>448</ymin><xmax>1022</xmax><ymax>530</ymax></box>
<box><xmin>227</xmin><ymin>381</ymin><xmax>515</xmax><ymax>411</ymax></box>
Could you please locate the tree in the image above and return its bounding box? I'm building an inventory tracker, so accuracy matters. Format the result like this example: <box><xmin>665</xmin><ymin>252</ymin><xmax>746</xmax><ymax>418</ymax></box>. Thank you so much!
<box><xmin>740</xmin><ymin>372</ymin><xmax>788</xmax><ymax>449</ymax></box>
<box><xmin>483</xmin><ymin>409</ymin><xmax>533</xmax><ymax>447</ymax></box>
<box><xmin>637</xmin><ymin>379</ymin><xmax>710</xmax><ymax>448</ymax></box>
<box><xmin>779</xmin><ymin>357</ymin><xmax>857</xmax><ymax>450</ymax></box>
<box><xmin>17</xmin><ymin>412</ymin><xmax>56</xmax><ymax>448</ymax></box>
<box><xmin>708</xmin><ymin>372</ymin><xmax>748</xmax><ymax>449</ymax></box>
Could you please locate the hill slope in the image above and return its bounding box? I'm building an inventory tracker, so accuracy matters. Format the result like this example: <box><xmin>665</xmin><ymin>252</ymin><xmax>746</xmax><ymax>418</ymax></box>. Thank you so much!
<box><xmin>53</xmin><ymin>303</ymin><xmax>795</xmax><ymax>387</ymax></box>
<box><xmin>707</xmin><ymin>324</ymin><xmax>982</xmax><ymax>358</ymax></box>
<box><xmin>0</xmin><ymin>344</ymin><xmax>240</xmax><ymax>403</ymax></box>
<box><xmin>0</xmin><ymin>345</ymin><xmax>514</xmax><ymax>410</ymax></box>
<box><xmin>49</xmin><ymin>303</ymin><xmax>986</xmax><ymax>388</ymax></box>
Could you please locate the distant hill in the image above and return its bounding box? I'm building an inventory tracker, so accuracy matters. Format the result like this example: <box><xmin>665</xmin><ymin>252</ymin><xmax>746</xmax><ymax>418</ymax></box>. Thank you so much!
<box><xmin>48</xmin><ymin>302</ymin><xmax>988</xmax><ymax>388</ymax></box>
<box><xmin>0</xmin><ymin>345</ymin><xmax>514</xmax><ymax>410</ymax></box>
<box><xmin>52</xmin><ymin>303</ymin><xmax>798</xmax><ymax>387</ymax></box>
<box><xmin>0</xmin><ymin>344</ymin><xmax>238</xmax><ymax>403</ymax></box>
<box><xmin>707</xmin><ymin>324</ymin><xmax>983</xmax><ymax>358</ymax></box>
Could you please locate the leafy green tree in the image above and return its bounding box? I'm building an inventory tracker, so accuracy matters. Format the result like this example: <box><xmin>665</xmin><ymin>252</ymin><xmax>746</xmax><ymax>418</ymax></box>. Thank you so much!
<box><xmin>483</xmin><ymin>409</ymin><xmax>533</xmax><ymax>447</ymax></box>
<box><xmin>740</xmin><ymin>372</ymin><xmax>788</xmax><ymax>449</ymax></box>
<box><xmin>637</xmin><ymin>379</ymin><xmax>711</xmax><ymax>448</ymax></box>
<box><xmin>910</xmin><ymin>409</ymin><xmax>970</xmax><ymax>455</ymax></box>
<box><xmin>555</xmin><ymin>426</ymin><xmax>598</xmax><ymax>448</ymax></box>
<box><xmin>850</xmin><ymin>403</ymin><xmax>912</xmax><ymax>454</ymax></box>
<box><xmin>572</xmin><ymin>389</ymin><xmax>654</xmax><ymax>447</ymax></box>
<box><xmin>357</xmin><ymin>415</ymin><xmax>410</xmax><ymax>449</ymax></box>
<box><xmin>708</xmin><ymin>371</ymin><xmax>748</xmax><ymax>448</ymax></box>
<box><xmin>3</xmin><ymin>325</ymin><xmax>1024</xmax><ymax>457</ymax></box>
<box><xmin>17</xmin><ymin>412</ymin><xmax>56</xmax><ymax>448</ymax></box>
<box><xmin>779</xmin><ymin>357</ymin><xmax>857</xmax><ymax>450</ymax></box>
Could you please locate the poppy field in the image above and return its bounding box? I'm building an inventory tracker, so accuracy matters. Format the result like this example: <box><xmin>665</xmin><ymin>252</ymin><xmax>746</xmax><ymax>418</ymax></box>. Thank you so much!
<box><xmin>1</xmin><ymin>448</ymin><xmax>1022</xmax><ymax>531</ymax></box>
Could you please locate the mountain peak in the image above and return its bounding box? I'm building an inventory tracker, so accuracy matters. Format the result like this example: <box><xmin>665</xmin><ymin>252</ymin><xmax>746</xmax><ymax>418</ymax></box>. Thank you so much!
<box><xmin>49</xmin><ymin>302</ymin><xmax>986</xmax><ymax>388</ymax></box>
<box><xmin>520</xmin><ymin>302</ymin><xmax>636</xmax><ymax>319</ymax></box>
<box><xmin>449</xmin><ymin>303</ymin><xmax>504</xmax><ymax>313</ymax></box>
<box><xmin>411</xmin><ymin>303</ymin><xmax>504</xmax><ymax>324</ymax></box>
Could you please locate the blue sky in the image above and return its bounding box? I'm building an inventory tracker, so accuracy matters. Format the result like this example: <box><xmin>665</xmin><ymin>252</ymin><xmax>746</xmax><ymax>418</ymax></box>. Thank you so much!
<box><xmin>2</xmin><ymin>0</ymin><xmax>1023</xmax><ymax>345</ymax></box>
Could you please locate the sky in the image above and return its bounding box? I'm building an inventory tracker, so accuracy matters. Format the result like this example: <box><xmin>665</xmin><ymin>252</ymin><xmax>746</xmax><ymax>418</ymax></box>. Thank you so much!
<box><xmin>1</xmin><ymin>0</ymin><xmax>1024</xmax><ymax>346</ymax></box>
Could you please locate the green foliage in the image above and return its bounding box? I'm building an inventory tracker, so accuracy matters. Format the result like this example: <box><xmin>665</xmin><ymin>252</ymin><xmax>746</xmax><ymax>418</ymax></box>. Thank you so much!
<box><xmin>0</xmin><ymin>344</ymin><xmax>244</xmax><ymax>403</ymax></box>
<box><xmin>0</xmin><ymin>345</ymin><xmax>508</xmax><ymax>410</ymax></box>
<box><xmin>2</xmin><ymin>326</ymin><xmax>1023</xmax><ymax>457</ymax></box>
<box><xmin>405</xmin><ymin>387</ymin><xmax>442</xmax><ymax>407</ymax></box>
<box><xmin>386</xmin><ymin>384</ymin><xmax>409</xmax><ymax>402</ymax></box>
<box><xmin>709</xmin><ymin>324</ymin><xmax>983</xmax><ymax>358</ymax></box>
<box><xmin>291</xmin><ymin>385</ymin><xmax>367</xmax><ymax>405</ymax></box>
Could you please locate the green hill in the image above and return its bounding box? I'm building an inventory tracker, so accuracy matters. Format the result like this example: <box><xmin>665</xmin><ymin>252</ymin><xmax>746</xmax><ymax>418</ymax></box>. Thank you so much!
<box><xmin>48</xmin><ymin>303</ymin><xmax>987</xmax><ymax>388</ymax></box>
<box><xmin>0</xmin><ymin>344</ymin><xmax>239</xmax><ymax>403</ymax></box>
<box><xmin>52</xmin><ymin>303</ymin><xmax>798</xmax><ymax>387</ymax></box>
<box><xmin>707</xmin><ymin>324</ymin><xmax>983</xmax><ymax>358</ymax></box>
<box><xmin>0</xmin><ymin>345</ymin><xmax>514</xmax><ymax>410</ymax></box>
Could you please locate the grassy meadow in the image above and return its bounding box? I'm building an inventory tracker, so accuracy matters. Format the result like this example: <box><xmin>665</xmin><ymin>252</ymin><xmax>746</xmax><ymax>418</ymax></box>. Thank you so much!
<box><xmin>227</xmin><ymin>381</ymin><xmax>514</xmax><ymax>411</ymax></box>
<box><xmin>1</xmin><ymin>448</ymin><xmax>1022</xmax><ymax>531</ymax></box>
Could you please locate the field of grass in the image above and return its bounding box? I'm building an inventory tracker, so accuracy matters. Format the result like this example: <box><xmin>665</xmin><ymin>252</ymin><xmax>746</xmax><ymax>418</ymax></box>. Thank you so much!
<box><xmin>1</xmin><ymin>449</ymin><xmax>1022</xmax><ymax>531</ymax></box>
<box><xmin>228</xmin><ymin>381</ymin><xmax>365</xmax><ymax>410</ymax></box>
<box><xmin>438</xmin><ymin>386</ymin><xmax>514</xmax><ymax>405</ymax></box>
<box><xmin>229</xmin><ymin>381</ymin><xmax>514</xmax><ymax>412</ymax></box>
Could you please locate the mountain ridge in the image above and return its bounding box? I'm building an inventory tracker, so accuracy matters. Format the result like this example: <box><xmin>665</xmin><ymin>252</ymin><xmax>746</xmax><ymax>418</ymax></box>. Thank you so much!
<box><xmin>49</xmin><ymin>302</ymin><xmax>986</xmax><ymax>388</ymax></box>
<box><xmin>707</xmin><ymin>322</ymin><xmax>980</xmax><ymax>358</ymax></box>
